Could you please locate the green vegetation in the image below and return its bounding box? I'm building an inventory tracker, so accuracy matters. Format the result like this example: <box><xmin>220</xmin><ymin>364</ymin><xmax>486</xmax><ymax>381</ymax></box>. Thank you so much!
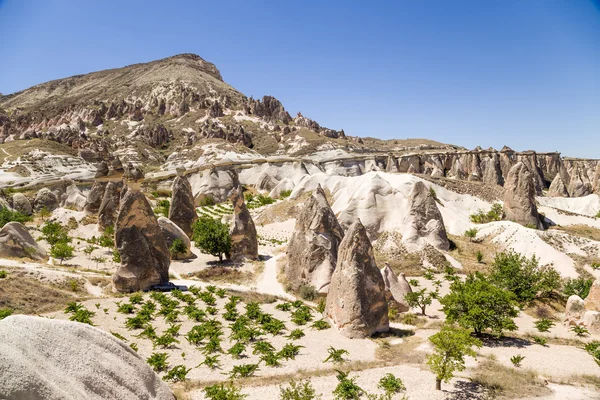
<box><xmin>154</xmin><ymin>199</ymin><xmax>170</xmax><ymax>217</ymax></box>
<box><xmin>229</xmin><ymin>363</ymin><xmax>260</xmax><ymax>378</ymax></box>
<box><xmin>147</xmin><ymin>352</ymin><xmax>169</xmax><ymax>372</ymax></box>
<box><xmin>571</xmin><ymin>325</ymin><xmax>589</xmax><ymax>337</ymax></box>
<box><xmin>564</xmin><ymin>277</ymin><xmax>593</xmax><ymax>299</ymax></box>
<box><xmin>464</xmin><ymin>227</ymin><xmax>478</xmax><ymax>241</ymax></box>
<box><xmin>169</xmin><ymin>238</ymin><xmax>187</xmax><ymax>259</ymax></box>
<box><xmin>0</xmin><ymin>270</ymin><xmax>7</xmax><ymax>279</ymax></box>
<box><xmin>377</xmin><ymin>374</ymin><xmax>406</xmax><ymax>398</ymax></box>
<box><xmin>470</xmin><ymin>203</ymin><xmax>504</xmax><ymax>223</ymax></box>
<box><xmin>50</xmin><ymin>242</ymin><xmax>74</xmax><ymax>264</ymax></box>
<box><xmin>440</xmin><ymin>272</ymin><xmax>518</xmax><ymax>337</ymax></box>
<box><xmin>41</xmin><ymin>220</ymin><xmax>70</xmax><ymax>245</ymax></box>
<box><xmin>510</xmin><ymin>354</ymin><xmax>525</xmax><ymax>368</ymax></box>
<box><xmin>323</xmin><ymin>346</ymin><xmax>349</xmax><ymax>363</ymax></box>
<box><xmin>163</xmin><ymin>365</ymin><xmax>190</xmax><ymax>382</ymax></box>
<box><xmin>0</xmin><ymin>308</ymin><xmax>13</xmax><ymax>320</ymax></box>
<box><xmin>427</xmin><ymin>325</ymin><xmax>482</xmax><ymax>390</ymax></box>
<box><xmin>532</xmin><ymin>336</ymin><xmax>547</xmax><ymax>346</ymax></box>
<box><xmin>332</xmin><ymin>371</ymin><xmax>363</xmax><ymax>400</ymax></box>
<box><xmin>0</xmin><ymin>207</ymin><xmax>31</xmax><ymax>228</ymax></box>
<box><xmin>534</xmin><ymin>318</ymin><xmax>555</xmax><ymax>333</ymax></box>
<box><xmin>584</xmin><ymin>341</ymin><xmax>600</xmax><ymax>366</ymax></box>
<box><xmin>279</xmin><ymin>380</ymin><xmax>320</xmax><ymax>400</ymax></box>
<box><xmin>192</xmin><ymin>216</ymin><xmax>231</xmax><ymax>262</ymax></box>
<box><xmin>279</xmin><ymin>189</ymin><xmax>293</xmax><ymax>199</ymax></box>
<box><xmin>298</xmin><ymin>284</ymin><xmax>318</xmax><ymax>301</ymax></box>
<box><xmin>203</xmin><ymin>383</ymin><xmax>246</xmax><ymax>400</ymax></box>
<box><xmin>311</xmin><ymin>319</ymin><xmax>331</xmax><ymax>331</ymax></box>
<box><xmin>476</xmin><ymin>251</ymin><xmax>484</xmax><ymax>263</ymax></box>
<box><xmin>404</xmin><ymin>280</ymin><xmax>436</xmax><ymax>315</ymax></box>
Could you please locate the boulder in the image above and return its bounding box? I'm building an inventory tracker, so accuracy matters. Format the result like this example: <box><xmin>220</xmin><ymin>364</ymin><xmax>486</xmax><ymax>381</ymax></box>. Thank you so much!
<box><xmin>380</xmin><ymin>263</ymin><xmax>412</xmax><ymax>312</ymax></box>
<box><xmin>157</xmin><ymin>217</ymin><xmax>195</xmax><ymax>260</ymax></box>
<box><xmin>11</xmin><ymin>193</ymin><xmax>32</xmax><ymax>215</ymax></box>
<box><xmin>94</xmin><ymin>160</ymin><xmax>109</xmax><ymax>178</ymax></box>
<box><xmin>402</xmin><ymin>181</ymin><xmax>449</xmax><ymax>251</ymax></box>
<box><xmin>503</xmin><ymin>162</ymin><xmax>544</xmax><ymax>229</ymax></box>
<box><xmin>228</xmin><ymin>186</ymin><xmax>258</xmax><ymax>262</ymax></box>
<box><xmin>583</xmin><ymin>311</ymin><xmax>600</xmax><ymax>334</ymax></box>
<box><xmin>113</xmin><ymin>188</ymin><xmax>170</xmax><ymax>292</ymax></box>
<box><xmin>34</xmin><ymin>188</ymin><xmax>59</xmax><ymax>212</ymax></box>
<box><xmin>385</xmin><ymin>155</ymin><xmax>398</xmax><ymax>173</ymax></box>
<box><xmin>123</xmin><ymin>162</ymin><xmax>144</xmax><ymax>182</ymax></box>
<box><xmin>0</xmin><ymin>222</ymin><xmax>46</xmax><ymax>260</ymax></box>
<box><xmin>0</xmin><ymin>315</ymin><xmax>174</xmax><ymax>400</ymax></box>
<box><xmin>193</xmin><ymin>168</ymin><xmax>239</xmax><ymax>205</ymax></box>
<box><xmin>168</xmin><ymin>169</ymin><xmax>197</xmax><ymax>237</ymax></box>
<box><xmin>286</xmin><ymin>185</ymin><xmax>344</xmax><ymax>293</ymax></box>
<box><xmin>84</xmin><ymin>181</ymin><xmax>108</xmax><ymax>215</ymax></box>
<box><xmin>62</xmin><ymin>183</ymin><xmax>87</xmax><ymax>211</ymax></box>
<box><xmin>98</xmin><ymin>181</ymin><xmax>124</xmax><ymax>231</ymax></box>
<box><xmin>257</xmin><ymin>171</ymin><xmax>280</xmax><ymax>192</ymax></box>
<box><xmin>325</xmin><ymin>220</ymin><xmax>389</xmax><ymax>338</ymax></box>
<box><xmin>565</xmin><ymin>295</ymin><xmax>586</xmax><ymax>325</ymax></box>
<box><xmin>584</xmin><ymin>280</ymin><xmax>600</xmax><ymax>312</ymax></box>
<box><xmin>269</xmin><ymin>178</ymin><xmax>295</xmax><ymax>199</ymax></box>
<box><xmin>548</xmin><ymin>173</ymin><xmax>569</xmax><ymax>197</ymax></box>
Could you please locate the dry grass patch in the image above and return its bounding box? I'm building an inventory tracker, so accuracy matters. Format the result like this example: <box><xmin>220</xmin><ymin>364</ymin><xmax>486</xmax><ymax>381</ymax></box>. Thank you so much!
<box><xmin>375</xmin><ymin>334</ymin><xmax>427</xmax><ymax>365</ymax></box>
<box><xmin>448</xmin><ymin>234</ymin><xmax>502</xmax><ymax>275</ymax></box>
<box><xmin>0</xmin><ymin>274</ymin><xmax>83</xmax><ymax>314</ymax></box>
<box><xmin>550</xmin><ymin>224</ymin><xmax>600</xmax><ymax>242</ymax></box>
<box><xmin>191</xmin><ymin>265</ymin><xmax>256</xmax><ymax>285</ymax></box>
<box><xmin>471</xmin><ymin>359</ymin><xmax>552</xmax><ymax>399</ymax></box>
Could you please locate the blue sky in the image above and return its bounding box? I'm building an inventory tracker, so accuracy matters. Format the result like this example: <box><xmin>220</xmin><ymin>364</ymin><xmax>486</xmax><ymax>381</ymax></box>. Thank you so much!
<box><xmin>0</xmin><ymin>0</ymin><xmax>599</xmax><ymax>158</ymax></box>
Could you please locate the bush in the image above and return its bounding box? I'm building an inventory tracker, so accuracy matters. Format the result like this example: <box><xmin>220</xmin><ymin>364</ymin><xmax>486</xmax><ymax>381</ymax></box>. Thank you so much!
<box><xmin>464</xmin><ymin>228</ymin><xmax>478</xmax><ymax>241</ymax></box>
<box><xmin>404</xmin><ymin>287</ymin><xmax>435</xmax><ymax>316</ymax></box>
<box><xmin>229</xmin><ymin>363</ymin><xmax>260</xmax><ymax>378</ymax></box>
<box><xmin>595</xmin><ymin>210</ymin><xmax>600</xmax><ymax>219</ymax></box>
<box><xmin>204</xmin><ymin>383</ymin><xmax>246</xmax><ymax>400</ymax></box>
<box><xmin>169</xmin><ymin>238</ymin><xmax>187</xmax><ymax>259</ymax></box>
<box><xmin>427</xmin><ymin>325</ymin><xmax>482</xmax><ymax>390</ymax></box>
<box><xmin>279</xmin><ymin>190</ymin><xmax>293</xmax><ymax>199</ymax></box>
<box><xmin>154</xmin><ymin>199</ymin><xmax>170</xmax><ymax>217</ymax></box>
<box><xmin>279</xmin><ymin>380</ymin><xmax>320</xmax><ymax>400</ymax></box>
<box><xmin>332</xmin><ymin>371</ymin><xmax>364</xmax><ymax>400</ymax></box>
<box><xmin>532</xmin><ymin>336</ymin><xmax>547</xmax><ymax>346</ymax></box>
<box><xmin>0</xmin><ymin>308</ymin><xmax>13</xmax><ymax>320</ymax></box>
<box><xmin>476</xmin><ymin>251</ymin><xmax>484</xmax><ymax>263</ymax></box>
<box><xmin>147</xmin><ymin>352</ymin><xmax>169</xmax><ymax>372</ymax></box>
<box><xmin>440</xmin><ymin>272</ymin><xmax>518</xmax><ymax>337</ymax></box>
<box><xmin>377</xmin><ymin>373</ymin><xmax>405</xmax><ymax>396</ymax></box>
<box><xmin>0</xmin><ymin>270</ymin><xmax>6</xmax><ymax>279</ymax></box>
<box><xmin>571</xmin><ymin>325</ymin><xmax>589</xmax><ymax>337</ymax></box>
<box><xmin>298</xmin><ymin>284</ymin><xmax>318</xmax><ymax>301</ymax></box>
<box><xmin>0</xmin><ymin>207</ymin><xmax>31</xmax><ymax>228</ymax></box>
<box><xmin>50</xmin><ymin>242</ymin><xmax>74</xmax><ymax>264</ymax></box>
<box><xmin>163</xmin><ymin>365</ymin><xmax>190</xmax><ymax>382</ymax></box>
<box><xmin>584</xmin><ymin>341</ymin><xmax>600</xmax><ymax>366</ymax></box>
<box><xmin>470</xmin><ymin>203</ymin><xmax>503</xmax><ymax>223</ymax></box>
<box><xmin>490</xmin><ymin>251</ymin><xmax>560</xmax><ymax>304</ymax></box>
<box><xmin>510</xmin><ymin>354</ymin><xmax>525</xmax><ymax>367</ymax></box>
<box><xmin>192</xmin><ymin>216</ymin><xmax>231</xmax><ymax>262</ymax></box>
<box><xmin>564</xmin><ymin>277</ymin><xmax>593</xmax><ymax>299</ymax></box>
<box><xmin>323</xmin><ymin>346</ymin><xmax>349</xmax><ymax>363</ymax></box>
<box><xmin>41</xmin><ymin>220</ymin><xmax>69</xmax><ymax>245</ymax></box>
<box><xmin>534</xmin><ymin>318</ymin><xmax>555</xmax><ymax>333</ymax></box>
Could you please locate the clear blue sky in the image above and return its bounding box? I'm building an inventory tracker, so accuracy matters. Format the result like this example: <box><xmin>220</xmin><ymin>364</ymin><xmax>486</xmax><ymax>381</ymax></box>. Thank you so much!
<box><xmin>1</xmin><ymin>1</ymin><xmax>599</xmax><ymax>158</ymax></box>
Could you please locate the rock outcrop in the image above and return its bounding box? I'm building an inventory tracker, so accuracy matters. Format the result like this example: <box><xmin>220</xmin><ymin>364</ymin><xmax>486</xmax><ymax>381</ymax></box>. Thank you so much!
<box><xmin>168</xmin><ymin>169</ymin><xmax>196</xmax><ymax>237</ymax></box>
<box><xmin>0</xmin><ymin>315</ymin><xmax>174</xmax><ymax>400</ymax></box>
<box><xmin>84</xmin><ymin>181</ymin><xmax>108</xmax><ymax>215</ymax></box>
<box><xmin>380</xmin><ymin>263</ymin><xmax>412</xmax><ymax>312</ymax></box>
<box><xmin>0</xmin><ymin>222</ymin><xmax>46</xmax><ymax>260</ymax></box>
<box><xmin>193</xmin><ymin>168</ymin><xmax>239</xmax><ymax>205</ymax></box>
<box><xmin>548</xmin><ymin>173</ymin><xmax>569</xmax><ymax>197</ymax></box>
<box><xmin>94</xmin><ymin>160</ymin><xmax>109</xmax><ymax>178</ymax></box>
<box><xmin>157</xmin><ymin>217</ymin><xmax>195</xmax><ymax>260</ymax></box>
<box><xmin>98</xmin><ymin>181</ymin><xmax>124</xmax><ymax>231</ymax></box>
<box><xmin>325</xmin><ymin>220</ymin><xmax>389</xmax><ymax>338</ymax></box>
<box><xmin>402</xmin><ymin>181</ymin><xmax>449</xmax><ymax>250</ymax></box>
<box><xmin>503</xmin><ymin>162</ymin><xmax>544</xmax><ymax>230</ymax></box>
<box><xmin>286</xmin><ymin>185</ymin><xmax>344</xmax><ymax>293</ymax></box>
<box><xmin>62</xmin><ymin>183</ymin><xmax>87</xmax><ymax>211</ymax></box>
<box><xmin>34</xmin><ymin>188</ymin><xmax>59</xmax><ymax>212</ymax></box>
<box><xmin>11</xmin><ymin>193</ymin><xmax>32</xmax><ymax>215</ymax></box>
<box><xmin>584</xmin><ymin>280</ymin><xmax>600</xmax><ymax>312</ymax></box>
<box><xmin>565</xmin><ymin>295</ymin><xmax>586</xmax><ymax>325</ymax></box>
<box><xmin>228</xmin><ymin>186</ymin><xmax>258</xmax><ymax>262</ymax></box>
<box><xmin>113</xmin><ymin>188</ymin><xmax>171</xmax><ymax>292</ymax></box>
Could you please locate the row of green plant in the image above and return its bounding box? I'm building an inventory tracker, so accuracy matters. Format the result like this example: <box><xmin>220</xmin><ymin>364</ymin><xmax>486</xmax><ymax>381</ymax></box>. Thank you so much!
<box><xmin>469</xmin><ymin>203</ymin><xmax>504</xmax><ymax>224</ymax></box>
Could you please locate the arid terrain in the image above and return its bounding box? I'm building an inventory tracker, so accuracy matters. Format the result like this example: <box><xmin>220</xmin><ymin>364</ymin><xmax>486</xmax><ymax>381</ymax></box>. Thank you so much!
<box><xmin>0</xmin><ymin>54</ymin><xmax>599</xmax><ymax>400</ymax></box>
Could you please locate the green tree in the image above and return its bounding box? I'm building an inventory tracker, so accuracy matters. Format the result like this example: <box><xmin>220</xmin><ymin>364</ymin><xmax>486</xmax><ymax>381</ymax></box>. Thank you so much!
<box><xmin>192</xmin><ymin>216</ymin><xmax>231</xmax><ymax>262</ymax></box>
<box><xmin>490</xmin><ymin>251</ymin><xmax>560</xmax><ymax>304</ymax></box>
<box><xmin>50</xmin><ymin>242</ymin><xmax>74</xmax><ymax>264</ymax></box>
<box><xmin>440</xmin><ymin>272</ymin><xmax>518</xmax><ymax>337</ymax></box>
<box><xmin>427</xmin><ymin>325</ymin><xmax>482</xmax><ymax>390</ymax></box>
<box><xmin>464</xmin><ymin>228</ymin><xmax>478</xmax><ymax>242</ymax></box>
<box><xmin>41</xmin><ymin>220</ymin><xmax>70</xmax><ymax>245</ymax></box>
<box><xmin>563</xmin><ymin>277</ymin><xmax>593</xmax><ymax>299</ymax></box>
<box><xmin>169</xmin><ymin>238</ymin><xmax>188</xmax><ymax>260</ymax></box>
<box><xmin>404</xmin><ymin>280</ymin><xmax>437</xmax><ymax>315</ymax></box>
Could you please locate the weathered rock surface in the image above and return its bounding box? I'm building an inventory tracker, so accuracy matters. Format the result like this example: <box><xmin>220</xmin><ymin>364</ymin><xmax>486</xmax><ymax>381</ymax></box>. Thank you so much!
<box><xmin>325</xmin><ymin>220</ymin><xmax>389</xmax><ymax>338</ymax></box>
<box><xmin>583</xmin><ymin>311</ymin><xmax>600</xmax><ymax>334</ymax></box>
<box><xmin>98</xmin><ymin>181</ymin><xmax>124</xmax><ymax>231</ymax></box>
<box><xmin>565</xmin><ymin>295</ymin><xmax>586</xmax><ymax>325</ymax></box>
<box><xmin>584</xmin><ymin>280</ymin><xmax>600</xmax><ymax>312</ymax></box>
<box><xmin>0</xmin><ymin>315</ymin><xmax>174</xmax><ymax>400</ymax></box>
<box><xmin>228</xmin><ymin>186</ymin><xmax>258</xmax><ymax>262</ymax></box>
<box><xmin>0</xmin><ymin>222</ymin><xmax>46</xmax><ymax>260</ymax></box>
<box><xmin>548</xmin><ymin>173</ymin><xmax>569</xmax><ymax>197</ymax></box>
<box><xmin>62</xmin><ymin>183</ymin><xmax>87</xmax><ymax>211</ymax></box>
<box><xmin>402</xmin><ymin>181</ymin><xmax>449</xmax><ymax>250</ymax></box>
<box><xmin>113</xmin><ymin>188</ymin><xmax>170</xmax><ymax>292</ymax></box>
<box><xmin>503</xmin><ymin>162</ymin><xmax>544</xmax><ymax>229</ymax></box>
<box><xmin>193</xmin><ymin>168</ymin><xmax>239</xmax><ymax>205</ymax></box>
<box><xmin>380</xmin><ymin>263</ymin><xmax>412</xmax><ymax>312</ymax></box>
<box><xmin>157</xmin><ymin>217</ymin><xmax>195</xmax><ymax>260</ymax></box>
<box><xmin>286</xmin><ymin>185</ymin><xmax>344</xmax><ymax>293</ymax></box>
<box><xmin>269</xmin><ymin>178</ymin><xmax>295</xmax><ymax>199</ymax></box>
<box><xmin>168</xmin><ymin>170</ymin><xmax>196</xmax><ymax>237</ymax></box>
<box><xmin>34</xmin><ymin>188</ymin><xmax>59</xmax><ymax>212</ymax></box>
<box><xmin>568</xmin><ymin>167</ymin><xmax>592</xmax><ymax>198</ymax></box>
<box><xmin>94</xmin><ymin>160</ymin><xmax>109</xmax><ymax>178</ymax></box>
<box><xmin>84</xmin><ymin>181</ymin><xmax>108</xmax><ymax>215</ymax></box>
<box><xmin>11</xmin><ymin>193</ymin><xmax>32</xmax><ymax>215</ymax></box>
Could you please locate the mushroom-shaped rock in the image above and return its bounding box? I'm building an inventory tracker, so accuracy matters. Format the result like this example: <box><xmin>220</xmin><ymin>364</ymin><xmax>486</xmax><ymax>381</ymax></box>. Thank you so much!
<box><xmin>113</xmin><ymin>188</ymin><xmax>171</xmax><ymax>292</ymax></box>
<box><xmin>565</xmin><ymin>295</ymin><xmax>585</xmax><ymax>325</ymax></box>
<box><xmin>584</xmin><ymin>280</ymin><xmax>600</xmax><ymax>312</ymax></box>
<box><xmin>94</xmin><ymin>160</ymin><xmax>109</xmax><ymax>178</ymax></box>
<box><xmin>0</xmin><ymin>315</ymin><xmax>174</xmax><ymax>400</ymax></box>
<box><xmin>380</xmin><ymin>263</ymin><xmax>412</xmax><ymax>312</ymax></box>
<box><xmin>84</xmin><ymin>181</ymin><xmax>108</xmax><ymax>215</ymax></box>
<box><xmin>123</xmin><ymin>162</ymin><xmax>144</xmax><ymax>182</ymax></box>
<box><xmin>0</xmin><ymin>222</ymin><xmax>46</xmax><ymax>260</ymax></box>
<box><xmin>228</xmin><ymin>186</ymin><xmax>258</xmax><ymax>262</ymax></box>
<box><xmin>157</xmin><ymin>216</ymin><xmax>195</xmax><ymax>260</ymax></box>
<box><xmin>98</xmin><ymin>181</ymin><xmax>124</xmax><ymax>231</ymax></box>
<box><xmin>168</xmin><ymin>169</ymin><xmax>197</xmax><ymax>237</ymax></box>
<box><xmin>402</xmin><ymin>181</ymin><xmax>449</xmax><ymax>251</ymax></box>
<box><xmin>503</xmin><ymin>162</ymin><xmax>544</xmax><ymax>230</ymax></box>
<box><xmin>34</xmin><ymin>188</ymin><xmax>59</xmax><ymax>212</ymax></box>
<box><xmin>11</xmin><ymin>193</ymin><xmax>32</xmax><ymax>215</ymax></box>
<box><xmin>286</xmin><ymin>185</ymin><xmax>344</xmax><ymax>293</ymax></box>
<box><xmin>325</xmin><ymin>220</ymin><xmax>389</xmax><ymax>338</ymax></box>
<box><xmin>386</xmin><ymin>155</ymin><xmax>399</xmax><ymax>173</ymax></box>
<box><xmin>548</xmin><ymin>173</ymin><xmax>569</xmax><ymax>197</ymax></box>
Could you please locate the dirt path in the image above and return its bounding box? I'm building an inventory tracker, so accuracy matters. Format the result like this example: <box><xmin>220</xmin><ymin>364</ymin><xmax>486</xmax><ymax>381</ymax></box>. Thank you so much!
<box><xmin>256</xmin><ymin>252</ymin><xmax>293</xmax><ymax>299</ymax></box>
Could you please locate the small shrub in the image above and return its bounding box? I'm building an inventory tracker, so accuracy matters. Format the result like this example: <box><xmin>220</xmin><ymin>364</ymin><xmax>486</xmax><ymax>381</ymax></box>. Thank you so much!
<box><xmin>464</xmin><ymin>228</ymin><xmax>478</xmax><ymax>241</ymax></box>
<box><xmin>564</xmin><ymin>277</ymin><xmax>593</xmax><ymax>299</ymax></box>
<box><xmin>324</xmin><ymin>346</ymin><xmax>349</xmax><ymax>363</ymax></box>
<box><xmin>476</xmin><ymin>251</ymin><xmax>484</xmax><ymax>263</ymax></box>
<box><xmin>116</xmin><ymin>302</ymin><xmax>136</xmax><ymax>314</ymax></box>
<box><xmin>532</xmin><ymin>336</ymin><xmax>547</xmax><ymax>346</ymax></box>
<box><xmin>534</xmin><ymin>318</ymin><xmax>555</xmax><ymax>333</ymax></box>
<box><xmin>129</xmin><ymin>292</ymin><xmax>144</xmax><ymax>304</ymax></box>
<box><xmin>378</xmin><ymin>373</ymin><xmax>406</xmax><ymax>397</ymax></box>
<box><xmin>50</xmin><ymin>242</ymin><xmax>74</xmax><ymax>264</ymax></box>
<box><xmin>229</xmin><ymin>363</ymin><xmax>260</xmax><ymax>378</ymax></box>
<box><xmin>291</xmin><ymin>306</ymin><xmax>313</xmax><ymax>325</ymax></box>
<box><xmin>278</xmin><ymin>343</ymin><xmax>303</xmax><ymax>360</ymax></box>
<box><xmin>311</xmin><ymin>319</ymin><xmax>331</xmax><ymax>331</ymax></box>
<box><xmin>584</xmin><ymin>341</ymin><xmax>600</xmax><ymax>366</ymax></box>
<box><xmin>153</xmin><ymin>333</ymin><xmax>180</xmax><ymax>349</ymax></box>
<box><xmin>510</xmin><ymin>354</ymin><xmax>525</xmax><ymax>367</ymax></box>
<box><xmin>279</xmin><ymin>189</ymin><xmax>293</xmax><ymax>199</ymax></box>
<box><xmin>0</xmin><ymin>270</ymin><xmax>6</xmax><ymax>279</ymax></box>
<box><xmin>227</xmin><ymin>342</ymin><xmax>247</xmax><ymax>359</ymax></box>
<box><xmin>261</xmin><ymin>351</ymin><xmax>282</xmax><ymax>367</ymax></box>
<box><xmin>199</xmin><ymin>355</ymin><xmax>221</xmax><ymax>370</ymax></box>
<box><xmin>203</xmin><ymin>383</ymin><xmax>246</xmax><ymax>400</ymax></box>
<box><xmin>169</xmin><ymin>238</ymin><xmax>187</xmax><ymax>259</ymax></box>
<box><xmin>287</xmin><ymin>329</ymin><xmax>305</xmax><ymax>340</ymax></box>
<box><xmin>276</xmin><ymin>302</ymin><xmax>293</xmax><ymax>312</ymax></box>
<box><xmin>69</xmin><ymin>308</ymin><xmax>95</xmax><ymax>325</ymax></box>
<box><xmin>279</xmin><ymin>380</ymin><xmax>320</xmax><ymax>400</ymax></box>
<box><xmin>130</xmin><ymin>343</ymin><xmax>138</xmax><ymax>352</ymax></box>
<box><xmin>0</xmin><ymin>308</ymin><xmax>13</xmax><ymax>320</ymax></box>
<box><xmin>332</xmin><ymin>371</ymin><xmax>364</xmax><ymax>400</ymax></box>
<box><xmin>147</xmin><ymin>352</ymin><xmax>169</xmax><ymax>372</ymax></box>
<box><xmin>571</xmin><ymin>325</ymin><xmax>589</xmax><ymax>337</ymax></box>
<box><xmin>298</xmin><ymin>284</ymin><xmax>318</xmax><ymax>301</ymax></box>
<box><xmin>163</xmin><ymin>365</ymin><xmax>190</xmax><ymax>382</ymax></box>
<box><xmin>316</xmin><ymin>298</ymin><xmax>326</xmax><ymax>314</ymax></box>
